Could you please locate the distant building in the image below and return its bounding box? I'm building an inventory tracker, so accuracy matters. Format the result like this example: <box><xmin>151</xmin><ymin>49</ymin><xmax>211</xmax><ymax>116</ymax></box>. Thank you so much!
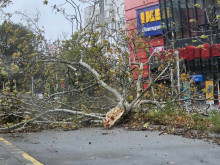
<box><xmin>124</xmin><ymin>0</ymin><xmax>164</xmax><ymax>88</ymax></box>
<box><xmin>159</xmin><ymin>0</ymin><xmax>220</xmax><ymax>103</ymax></box>
<box><xmin>84</xmin><ymin>0</ymin><xmax>125</xmax><ymax>43</ymax></box>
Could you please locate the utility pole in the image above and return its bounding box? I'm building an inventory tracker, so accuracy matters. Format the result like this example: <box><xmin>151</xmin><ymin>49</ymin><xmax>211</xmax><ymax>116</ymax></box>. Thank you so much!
<box><xmin>176</xmin><ymin>51</ymin><xmax>180</xmax><ymax>97</ymax></box>
<box><xmin>171</xmin><ymin>68</ymin><xmax>173</xmax><ymax>96</ymax></box>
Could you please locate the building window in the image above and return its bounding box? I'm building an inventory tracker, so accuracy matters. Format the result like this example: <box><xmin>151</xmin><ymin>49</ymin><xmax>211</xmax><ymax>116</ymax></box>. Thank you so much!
<box><xmin>194</xmin><ymin>58</ymin><xmax>201</xmax><ymax>72</ymax></box>
<box><xmin>118</xmin><ymin>33</ymin><xmax>122</xmax><ymax>41</ymax></box>
<box><xmin>202</xmin><ymin>59</ymin><xmax>210</xmax><ymax>73</ymax></box>
<box><xmin>121</xmin><ymin>3</ymin><xmax>125</xmax><ymax>14</ymax></box>
<box><xmin>108</xmin><ymin>36</ymin><xmax>114</xmax><ymax>43</ymax></box>
<box><xmin>211</xmin><ymin>57</ymin><xmax>219</xmax><ymax>72</ymax></box>
<box><xmin>120</xmin><ymin>17</ymin><xmax>125</xmax><ymax>25</ymax></box>
<box><xmin>95</xmin><ymin>15</ymin><xmax>99</xmax><ymax>22</ymax></box>
<box><xmin>112</xmin><ymin>22</ymin><xmax>116</xmax><ymax>29</ymax></box>
<box><xmin>105</xmin><ymin>10</ymin><xmax>111</xmax><ymax>18</ymax></box>
<box><xmin>172</xmin><ymin>0</ymin><xmax>182</xmax><ymax>39</ymax></box>
<box><xmin>106</xmin><ymin>22</ymin><xmax>111</xmax><ymax>29</ymax></box>
<box><xmin>159</xmin><ymin>0</ymin><xmax>216</xmax><ymax>40</ymax></box>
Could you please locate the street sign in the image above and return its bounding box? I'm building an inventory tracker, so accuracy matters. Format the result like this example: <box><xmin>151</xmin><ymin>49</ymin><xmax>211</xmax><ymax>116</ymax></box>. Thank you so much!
<box><xmin>191</xmin><ymin>74</ymin><xmax>203</xmax><ymax>82</ymax></box>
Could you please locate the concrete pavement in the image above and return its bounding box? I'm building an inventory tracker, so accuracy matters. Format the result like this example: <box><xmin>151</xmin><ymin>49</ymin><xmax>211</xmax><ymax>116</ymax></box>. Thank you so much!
<box><xmin>0</xmin><ymin>137</ymin><xmax>43</xmax><ymax>165</ymax></box>
<box><xmin>0</xmin><ymin>128</ymin><xmax>220</xmax><ymax>165</ymax></box>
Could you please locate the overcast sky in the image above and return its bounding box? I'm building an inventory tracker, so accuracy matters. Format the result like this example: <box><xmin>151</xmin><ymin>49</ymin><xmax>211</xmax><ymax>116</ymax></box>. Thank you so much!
<box><xmin>2</xmin><ymin>0</ymin><xmax>88</xmax><ymax>41</ymax></box>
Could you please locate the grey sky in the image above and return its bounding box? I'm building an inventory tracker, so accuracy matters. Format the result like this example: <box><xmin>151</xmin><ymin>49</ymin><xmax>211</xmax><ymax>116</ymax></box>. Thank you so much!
<box><xmin>3</xmin><ymin>0</ymin><xmax>87</xmax><ymax>40</ymax></box>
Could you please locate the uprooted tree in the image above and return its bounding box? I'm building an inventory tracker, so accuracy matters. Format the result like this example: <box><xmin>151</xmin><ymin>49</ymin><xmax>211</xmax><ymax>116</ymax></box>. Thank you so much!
<box><xmin>0</xmin><ymin>0</ymin><xmax>219</xmax><ymax>132</ymax></box>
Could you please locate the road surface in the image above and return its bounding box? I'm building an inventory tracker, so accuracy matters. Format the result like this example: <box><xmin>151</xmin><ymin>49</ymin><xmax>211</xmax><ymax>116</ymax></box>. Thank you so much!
<box><xmin>0</xmin><ymin>128</ymin><xmax>220</xmax><ymax>165</ymax></box>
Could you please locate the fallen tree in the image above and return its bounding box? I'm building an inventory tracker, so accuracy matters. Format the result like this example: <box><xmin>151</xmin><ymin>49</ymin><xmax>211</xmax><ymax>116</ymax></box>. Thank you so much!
<box><xmin>1</xmin><ymin>0</ymin><xmax>219</xmax><ymax>132</ymax></box>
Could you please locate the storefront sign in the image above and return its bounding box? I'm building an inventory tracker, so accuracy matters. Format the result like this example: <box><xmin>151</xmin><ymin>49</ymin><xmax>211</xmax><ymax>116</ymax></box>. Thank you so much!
<box><xmin>150</xmin><ymin>46</ymin><xmax>164</xmax><ymax>54</ymax></box>
<box><xmin>205</xmin><ymin>81</ymin><xmax>214</xmax><ymax>104</ymax></box>
<box><xmin>191</xmin><ymin>74</ymin><xmax>203</xmax><ymax>82</ymax></box>
<box><xmin>136</xmin><ymin>4</ymin><xmax>163</xmax><ymax>37</ymax></box>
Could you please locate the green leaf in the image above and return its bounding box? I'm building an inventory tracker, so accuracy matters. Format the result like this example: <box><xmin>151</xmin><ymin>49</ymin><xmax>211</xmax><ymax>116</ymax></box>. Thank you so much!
<box><xmin>143</xmin><ymin>123</ymin><xmax>149</xmax><ymax>128</ymax></box>
<box><xmin>200</xmin><ymin>35</ymin><xmax>207</xmax><ymax>39</ymax></box>
<box><xmin>189</xmin><ymin>19</ymin><xmax>196</xmax><ymax>23</ymax></box>
<box><xmin>194</xmin><ymin>3</ymin><xmax>200</xmax><ymax>8</ymax></box>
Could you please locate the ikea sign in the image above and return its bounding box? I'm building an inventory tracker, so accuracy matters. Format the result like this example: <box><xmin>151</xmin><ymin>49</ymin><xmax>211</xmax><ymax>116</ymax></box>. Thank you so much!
<box><xmin>136</xmin><ymin>4</ymin><xmax>162</xmax><ymax>37</ymax></box>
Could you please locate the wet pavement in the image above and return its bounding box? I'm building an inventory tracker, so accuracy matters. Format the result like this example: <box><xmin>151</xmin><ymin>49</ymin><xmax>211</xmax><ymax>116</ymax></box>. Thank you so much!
<box><xmin>0</xmin><ymin>128</ymin><xmax>220</xmax><ymax>165</ymax></box>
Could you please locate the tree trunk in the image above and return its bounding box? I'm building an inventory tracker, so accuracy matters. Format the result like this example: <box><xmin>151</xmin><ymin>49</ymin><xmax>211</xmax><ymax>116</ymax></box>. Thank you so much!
<box><xmin>103</xmin><ymin>105</ymin><xmax>125</xmax><ymax>128</ymax></box>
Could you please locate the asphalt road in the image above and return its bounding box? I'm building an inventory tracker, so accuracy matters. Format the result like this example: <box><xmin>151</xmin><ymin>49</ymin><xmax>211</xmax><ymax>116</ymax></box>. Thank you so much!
<box><xmin>0</xmin><ymin>128</ymin><xmax>220</xmax><ymax>165</ymax></box>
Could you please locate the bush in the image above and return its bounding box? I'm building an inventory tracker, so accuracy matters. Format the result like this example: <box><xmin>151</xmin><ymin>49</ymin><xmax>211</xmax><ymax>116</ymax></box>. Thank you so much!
<box><xmin>130</xmin><ymin>102</ymin><xmax>220</xmax><ymax>134</ymax></box>
<box><xmin>210</xmin><ymin>111</ymin><xmax>220</xmax><ymax>133</ymax></box>
<box><xmin>142</xmin><ymin>109</ymin><xmax>212</xmax><ymax>132</ymax></box>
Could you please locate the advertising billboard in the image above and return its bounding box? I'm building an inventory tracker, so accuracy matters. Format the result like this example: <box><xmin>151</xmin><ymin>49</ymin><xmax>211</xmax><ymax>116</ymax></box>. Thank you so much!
<box><xmin>136</xmin><ymin>4</ymin><xmax>162</xmax><ymax>37</ymax></box>
<box><xmin>205</xmin><ymin>81</ymin><xmax>214</xmax><ymax>104</ymax></box>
